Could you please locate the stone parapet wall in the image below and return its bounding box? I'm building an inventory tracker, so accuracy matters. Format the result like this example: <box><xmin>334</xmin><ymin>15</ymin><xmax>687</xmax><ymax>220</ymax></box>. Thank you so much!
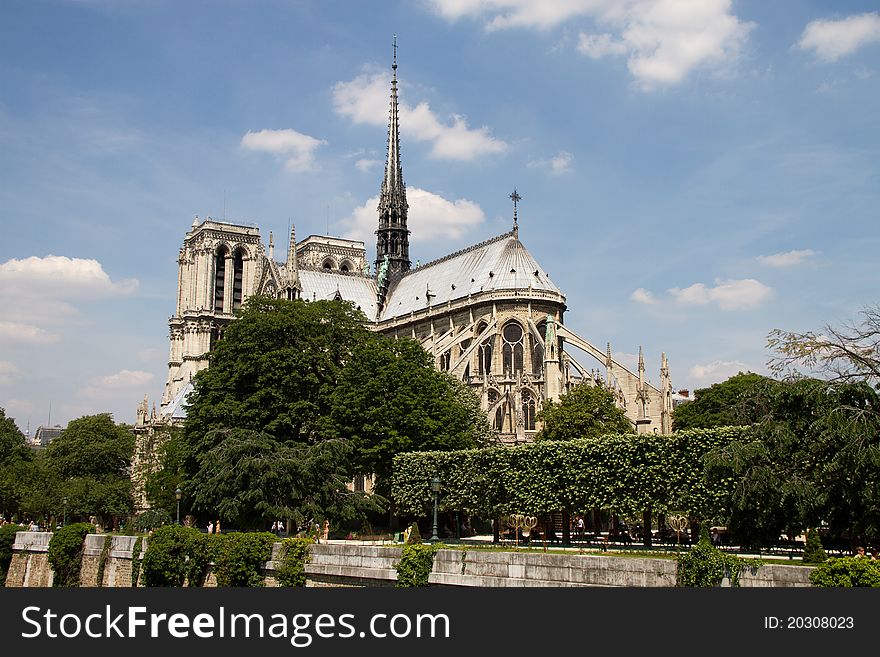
<box><xmin>303</xmin><ymin>543</ymin><xmax>402</xmax><ymax>587</ymax></box>
<box><xmin>430</xmin><ymin>549</ymin><xmax>679</xmax><ymax>587</ymax></box>
<box><xmin>5</xmin><ymin>532</ymin><xmax>53</xmax><ymax>587</ymax></box>
<box><xmin>4</xmin><ymin>533</ymin><xmax>813</xmax><ymax>588</ymax></box>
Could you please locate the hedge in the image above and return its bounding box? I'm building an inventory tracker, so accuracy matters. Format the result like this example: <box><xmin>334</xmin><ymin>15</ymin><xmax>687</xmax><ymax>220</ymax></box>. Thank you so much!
<box><xmin>391</xmin><ymin>427</ymin><xmax>747</xmax><ymax>520</ymax></box>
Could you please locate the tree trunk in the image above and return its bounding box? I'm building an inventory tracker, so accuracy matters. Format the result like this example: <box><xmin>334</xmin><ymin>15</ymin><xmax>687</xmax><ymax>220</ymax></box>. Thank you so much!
<box><xmin>643</xmin><ymin>509</ymin><xmax>652</xmax><ymax>547</ymax></box>
<box><xmin>561</xmin><ymin>511</ymin><xmax>571</xmax><ymax>546</ymax></box>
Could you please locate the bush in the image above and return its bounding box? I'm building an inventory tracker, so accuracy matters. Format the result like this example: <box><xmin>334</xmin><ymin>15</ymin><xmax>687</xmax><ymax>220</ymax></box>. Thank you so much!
<box><xmin>809</xmin><ymin>557</ymin><xmax>880</xmax><ymax>587</ymax></box>
<box><xmin>0</xmin><ymin>524</ymin><xmax>22</xmax><ymax>586</ymax></box>
<box><xmin>676</xmin><ymin>527</ymin><xmax>757</xmax><ymax>587</ymax></box>
<box><xmin>141</xmin><ymin>525</ymin><xmax>202</xmax><ymax>587</ymax></box>
<box><xmin>276</xmin><ymin>537</ymin><xmax>312</xmax><ymax>587</ymax></box>
<box><xmin>183</xmin><ymin>531</ymin><xmax>216</xmax><ymax>587</ymax></box>
<box><xmin>802</xmin><ymin>529</ymin><xmax>827</xmax><ymax>565</ymax></box>
<box><xmin>395</xmin><ymin>543</ymin><xmax>440</xmax><ymax>587</ymax></box>
<box><xmin>213</xmin><ymin>532</ymin><xmax>275</xmax><ymax>587</ymax></box>
<box><xmin>48</xmin><ymin>523</ymin><xmax>94</xmax><ymax>587</ymax></box>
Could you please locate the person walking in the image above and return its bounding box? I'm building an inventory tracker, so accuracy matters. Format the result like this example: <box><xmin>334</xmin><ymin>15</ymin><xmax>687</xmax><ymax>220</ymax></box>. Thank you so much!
<box><xmin>207</xmin><ymin>520</ymin><xmax>214</xmax><ymax>534</ymax></box>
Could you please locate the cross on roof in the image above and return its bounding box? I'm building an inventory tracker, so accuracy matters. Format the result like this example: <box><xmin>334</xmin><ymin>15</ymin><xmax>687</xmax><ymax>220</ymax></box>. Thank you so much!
<box><xmin>509</xmin><ymin>188</ymin><xmax>522</xmax><ymax>229</ymax></box>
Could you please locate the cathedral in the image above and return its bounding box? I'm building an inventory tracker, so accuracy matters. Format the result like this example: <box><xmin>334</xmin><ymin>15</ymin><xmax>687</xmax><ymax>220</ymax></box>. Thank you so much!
<box><xmin>152</xmin><ymin>48</ymin><xmax>673</xmax><ymax>445</ymax></box>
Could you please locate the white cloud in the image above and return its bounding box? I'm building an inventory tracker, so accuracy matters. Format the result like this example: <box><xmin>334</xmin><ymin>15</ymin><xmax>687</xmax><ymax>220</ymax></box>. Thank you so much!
<box><xmin>0</xmin><ymin>255</ymin><xmax>138</xmax><ymax>298</ymax></box>
<box><xmin>0</xmin><ymin>361</ymin><xmax>19</xmax><ymax>385</ymax></box>
<box><xmin>630</xmin><ymin>287</ymin><xmax>659</xmax><ymax>305</ymax></box>
<box><xmin>756</xmin><ymin>249</ymin><xmax>819</xmax><ymax>267</ymax></box>
<box><xmin>796</xmin><ymin>12</ymin><xmax>880</xmax><ymax>62</ymax></box>
<box><xmin>668</xmin><ymin>278</ymin><xmax>773</xmax><ymax>311</ymax></box>
<box><xmin>97</xmin><ymin>370</ymin><xmax>154</xmax><ymax>388</ymax></box>
<box><xmin>333</xmin><ymin>70</ymin><xmax>507</xmax><ymax>161</ymax></box>
<box><xmin>240</xmin><ymin>128</ymin><xmax>327</xmax><ymax>172</ymax></box>
<box><xmin>0</xmin><ymin>321</ymin><xmax>60</xmax><ymax>344</ymax></box>
<box><xmin>528</xmin><ymin>151</ymin><xmax>574</xmax><ymax>175</ymax></box>
<box><xmin>689</xmin><ymin>360</ymin><xmax>752</xmax><ymax>383</ymax></box>
<box><xmin>0</xmin><ymin>256</ymin><xmax>137</xmax><ymax>346</ymax></box>
<box><xmin>429</xmin><ymin>0</ymin><xmax>603</xmax><ymax>30</ymax></box>
<box><xmin>340</xmin><ymin>187</ymin><xmax>485</xmax><ymax>244</ymax></box>
<box><xmin>355</xmin><ymin>158</ymin><xmax>382</xmax><ymax>172</ymax></box>
<box><xmin>430</xmin><ymin>0</ymin><xmax>754</xmax><ymax>90</ymax></box>
<box><xmin>82</xmin><ymin>369</ymin><xmax>155</xmax><ymax>400</ymax></box>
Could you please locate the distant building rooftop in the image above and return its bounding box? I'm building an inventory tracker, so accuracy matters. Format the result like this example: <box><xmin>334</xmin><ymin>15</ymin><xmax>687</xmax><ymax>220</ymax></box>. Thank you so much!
<box><xmin>30</xmin><ymin>424</ymin><xmax>63</xmax><ymax>448</ymax></box>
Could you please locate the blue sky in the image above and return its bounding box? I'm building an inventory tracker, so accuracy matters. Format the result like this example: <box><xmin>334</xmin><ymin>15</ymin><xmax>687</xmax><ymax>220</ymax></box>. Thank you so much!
<box><xmin>1</xmin><ymin>0</ymin><xmax>878</xmax><ymax>433</ymax></box>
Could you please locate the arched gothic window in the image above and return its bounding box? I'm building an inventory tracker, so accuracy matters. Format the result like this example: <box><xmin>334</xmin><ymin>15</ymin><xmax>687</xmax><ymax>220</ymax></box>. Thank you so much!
<box><xmin>502</xmin><ymin>322</ymin><xmax>524</xmax><ymax>376</ymax></box>
<box><xmin>232</xmin><ymin>249</ymin><xmax>244</xmax><ymax>310</ymax></box>
<box><xmin>532</xmin><ymin>335</ymin><xmax>544</xmax><ymax>375</ymax></box>
<box><xmin>522</xmin><ymin>390</ymin><xmax>536</xmax><ymax>431</ymax></box>
<box><xmin>476</xmin><ymin>323</ymin><xmax>492</xmax><ymax>376</ymax></box>
<box><xmin>440</xmin><ymin>350</ymin><xmax>451</xmax><ymax>371</ymax></box>
<box><xmin>213</xmin><ymin>246</ymin><xmax>228</xmax><ymax>312</ymax></box>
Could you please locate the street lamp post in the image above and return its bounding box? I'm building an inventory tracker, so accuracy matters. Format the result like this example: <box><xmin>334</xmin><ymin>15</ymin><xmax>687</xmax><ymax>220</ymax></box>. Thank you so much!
<box><xmin>429</xmin><ymin>476</ymin><xmax>441</xmax><ymax>542</ymax></box>
<box><xmin>175</xmin><ymin>487</ymin><xmax>182</xmax><ymax>525</ymax></box>
<box><xmin>62</xmin><ymin>497</ymin><xmax>68</xmax><ymax>527</ymax></box>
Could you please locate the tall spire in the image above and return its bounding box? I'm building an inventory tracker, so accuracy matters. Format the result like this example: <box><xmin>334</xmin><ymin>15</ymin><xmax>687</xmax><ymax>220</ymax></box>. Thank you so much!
<box><xmin>375</xmin><ymin>34</ymin><xmax>411</xmax><ymax>277</ymax></box>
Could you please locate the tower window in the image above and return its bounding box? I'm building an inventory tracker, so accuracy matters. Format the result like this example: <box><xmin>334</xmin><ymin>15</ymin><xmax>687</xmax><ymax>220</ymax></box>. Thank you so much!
<box><xmin>232</xmin><ymin>249</ymin><xmax>244</xmax><ymax>310</ymax></box>
<box><xmin>213</xmin><ymin>246</ymin><xmax>228</xmax><ymax>312</ymax></box>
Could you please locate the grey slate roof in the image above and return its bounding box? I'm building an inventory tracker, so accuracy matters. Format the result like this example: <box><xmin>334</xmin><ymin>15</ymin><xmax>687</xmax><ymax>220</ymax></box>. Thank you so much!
<box><xmin>298</xmin><ymin>269</ymin><xmax>379</xmax><ymax>318</ymax></box>
<box><xmin>380</xmin><ymin>231</ymin><xmax>561</xmax><ymax>320</ymax></box>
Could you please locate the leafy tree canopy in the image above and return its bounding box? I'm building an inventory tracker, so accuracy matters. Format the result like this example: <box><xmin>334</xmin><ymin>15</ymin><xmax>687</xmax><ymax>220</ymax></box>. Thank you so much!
<box><xmin>189</xmin><ymin>429</ymin><xmax>381</xmax><ymax>530</ymax></box>
<box><xmin>672</xmin><ymin>372</ymin><xmax>775</xmax><ymax>431</ymax></box>
<box><xmin>0</xmin><ymin>407</ymin><xmax>36</xmax><ymax>517</ymax></box>
<box><xmin>330</xmin><ymin>336</ymin><xmax>484</xmax><ymax>496</ymax></box>
<box><xmin>184</xmin><ymin>296</ymin><xmax>371</xmax><ymax>448</ymax></box>
<box><xmin>43</xmin><ymin>414</ymin><xmax>135</xmax><ymax>522</ymax></box>
<box><xmin>706</xmin><ymin>377</ymin><xmax>880</xmax><ymax>548</ymax></box>
<box><xmin>0</xmin><ymin>407</ymin><xmax>30</xmax><ymax>466</ymax></box>
<box><xmin>535</xmin><ymin>382</ymin><xmax>634</xmax><ymax>441</ymax></box>
<box><xmin>44</xmin><ymin>414</ymin><xmax>134</xmax><ymax>480</ymax></box>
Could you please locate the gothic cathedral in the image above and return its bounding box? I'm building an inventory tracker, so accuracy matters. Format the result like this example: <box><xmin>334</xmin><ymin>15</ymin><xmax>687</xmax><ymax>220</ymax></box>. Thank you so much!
<box><xmin>153</xmin><ymin>49</ymin><xmax>673</xmax><ymax>445</ymax></box>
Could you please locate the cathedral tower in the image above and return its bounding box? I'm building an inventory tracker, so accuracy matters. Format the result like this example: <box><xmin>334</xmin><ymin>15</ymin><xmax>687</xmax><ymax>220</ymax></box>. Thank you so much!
<box><xmin>374</xmin><ymin>36</ymin><xmax>411</xmax><ymax>277</ymax></box>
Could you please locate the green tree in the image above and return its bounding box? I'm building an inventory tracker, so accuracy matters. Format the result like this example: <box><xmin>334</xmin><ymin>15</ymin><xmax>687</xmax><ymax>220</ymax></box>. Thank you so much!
<box><xmin>183</xmin><ymin>296</ymin><xmax>371</xmax><ymax>449</ymax></box>
<box><xmin>535</xmin><ymin>382</ymin><xmax>633</xmax><ymax>441</ymax></box>
<box><xmin>330</xmin><ymin>336</ymin><xmax>482</xmax><ymax>497</ymax></box>
<box><xmin>189</xmin><ymin>429</ymin><xmax>380</xmax><ymax>530</ymax></box>
<box><xmin>43</xmin><ymin>414</ymin><xmax>134</xmax><ymax>524</ymax></box>
<box><xmin>672</xmin><ymin>373</ymin><xmax>774</xmax><ymax>431</ymax></box>
<box><xmin>706</xmin><ymin>378</ymin><xmax>880</xmax><ymax>548</ymax></box>
<box><xmin>0</xmin><ymin>408</ymin><xmax>34</xmax><ymax>517</ymax></box>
